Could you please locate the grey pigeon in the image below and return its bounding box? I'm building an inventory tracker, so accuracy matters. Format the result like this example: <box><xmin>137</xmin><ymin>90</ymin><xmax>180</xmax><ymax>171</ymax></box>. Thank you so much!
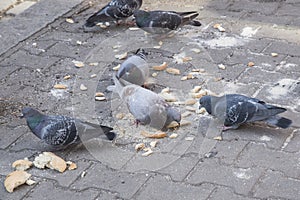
<box><xmin>133</xmin><ymin>10</ymin><xmax>201</xmax><ymax>34</ymax></box>
<box><xmin>199</xmin><ymin>94</ymin><xmax>292</xmax><ymax>130</ymax></box>
<box><xmin>85</xmin><ymin>0</ymin><xmax>143</xmax><ymax>27</ymax></box>
<box><xmin>21</xmin><ymin>107</ymin><xmax>116</xmax><ymax>147</ymax></box>
<box><xmin>113</xmin><ymin>75</ymin><xmax>181</xmax><ymax>130</ymax></box>
<box><xmin>116</xmin><ymin>48</ymin><xmax>149</xmax><ymax>86</ymax></box>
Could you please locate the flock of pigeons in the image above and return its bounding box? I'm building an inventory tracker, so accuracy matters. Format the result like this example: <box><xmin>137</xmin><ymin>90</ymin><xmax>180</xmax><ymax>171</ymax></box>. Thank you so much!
<box><xmin>21</xmin><ymin>0</ymin><xmax>292</xmax><ymax>149</ymax></box>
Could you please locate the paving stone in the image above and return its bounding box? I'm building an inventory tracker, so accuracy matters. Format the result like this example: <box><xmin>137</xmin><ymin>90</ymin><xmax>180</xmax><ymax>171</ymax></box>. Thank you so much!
<box><xmin>237</xmin><ymin>67</ymin><xmax>297</xmax><ymax>84</ymax></box>
<box><xmin>0</xmin><ymin>174</ymin><xmax>33</xmax><ymax>200</ymax></box>
<box><xmin>1</xmin><ymin>50</ymin><xmax>59</xmax><ymax>69</ymax></box>
<box><xmin>225</xmin><ymin>49</ymin><xmax>285</xmax><ymax>69</ymax></box>
<box><xmin>83</xmin><ymin>141</ymin><xmax>134</xmax><ymax>170</ymax></box>
<box><xmin>222</xmin><ymin>125</ymin><xmax>292</xmax><ymax>149</ymax></box>
<box><xmin>157</xmin><ymin>154</ymin><xmax>200</xmax><ymax>182</ymax></box>
<box><xmin>0</xmin><ymin>149</ymin><xmax>36</xmax><ymax>175</ymax></box>
<box><xmin>135</xmin><ymin>174</ymin><xmax>214</xmax><ymax>200</ymax></box>
<box><xmin>22</xmin><ymin>40</ymin><xmax>58</xmax><ymax>55</ymax></box>
<box><xmin>205</xmin><ymin>0</ymin><xmax>231</xmax><ymax>10</ymax></box>
<box><xmin>253</xmin><ymin>170</ymin><xmax>300</xmax><ymax>200</ymax></box>
<box><xmin>236</xmin><ymin>143</ymin><xmax>300</xmax><ymax>179</ymax></box>
<box><xmin>8</xmin><ymin>131</ymin><xmax>56</xmax><ymax>152</ymax></box>
<box><xmin>38</xmin><ymin>31</ymin><xmax>94</xmax><ymax>44</ymax></box>
<box><xmin>71</xmin><ymin>163</ymin><xmax>149</xmax><ymax>199</ymax></box>
<box><xmin>240</xmin><ymin>13</ymin><xmax>293</xmax><ymax>26</ymax></box>
<box><xmin>95</xmin><ymin>190</ymin><xmax>125</xmax><ymax>200</ymax></box>
<box><xmin>0</xmin><ymin>125</ymin><xmax>26</xmax><ymax>149</ymax></box>
<box><xmin>43</xmin><ymin>41</ymin><xmax>93</xmax><ymax>59</ymax></box>
<box><xmin>6</xmin><ymin>1</ymin><xmax>37</xmax><ymax>16</ymax></box>
<box><xmin>264</xmin><ymin>41</ymin><xmax>300</xmax><ymax>57</ymax></box>
<box><xmin>213</xmin><ymin>140</ymin><xmax>249</xmax><ymax>165</ymax></box>
<box><xmin>29</xmin><ymin>159</ymin><xmax>91</xmax><ymax>187</ymax></box>
<box><xmin>283</xmin><ymin>56</ymin><xmax>300</xmax><ymax>72</ymax></box>
<box><xmin>0</xmin><ymin>0</ymin><xmax>84</xmax><ymax>55</ymax></box>
<box><xmin>123</xmin><ymin>153</ymin><xmax>181</xmax><ymax>173</ymax></box>
<box><xmin>24</xmin><ymin>180</ymin><xmax>99</xmax><ymax>200</ymax></box>
<box><xmin>186</xmin><ymin>158</ymin><xmax>264</xmax><ymax>195</ymax></box>
<box><xmin>228</xmin><ymin>0</ymin><xmax>280</xmax><ymax>16</ymax></box>
<box><xmin>282</xmin><ymin>129</ymin><xmax>300</xmax><ymax>153</ymax></box>
<box><xmin>208</xmin><ymin>186</ymin><xmax>255</xmax><ymax>200</ymax></box>
<box><xmin>276</xmin><ymin>4</ymin><xmax>300</xmax><ymax>17</ymax></box>
<box><xmin>255</xmin><ymin>77</ymin><xmax>300</xmax><ymax>106</ymax></box>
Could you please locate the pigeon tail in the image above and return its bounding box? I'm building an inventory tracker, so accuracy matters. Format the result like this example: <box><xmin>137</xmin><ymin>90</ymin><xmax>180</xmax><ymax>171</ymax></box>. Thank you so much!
<box><xmin>189</xmin><ymin>20</ymin><xmax>201</xmax><ymax>26</ymax></box>
<box><xmin>100</xmin><ymin>125</ymin><xmax>116</xmax><ymax>140</ymax></box>
<box><xmin>266</xmin><ymin>105</ymin><xmax>287</xmax><ymax>116</ymax></box>
<box><xmin>180</xmin><ymin>12</ymin><xmax>199</xmax><ymax>25</ymax></box>
<box><xmin>85</xmin><ymin>20</ymin><xmax>96</xmax><ymax>27</ymax></box>
<box><xmin>266</xmin><ymin>116</ymin><xmax>292</xmax><ymax>129</ymax></box>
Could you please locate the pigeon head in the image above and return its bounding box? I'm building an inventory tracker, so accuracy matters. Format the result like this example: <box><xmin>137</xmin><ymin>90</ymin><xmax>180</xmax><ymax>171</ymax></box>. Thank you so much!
<box><xmin>199</xmin><ymin>95</ymin><xmax>212</xmax><ymax>114</ymax></box>
<box><xmin>21</xmin><ymin>107</ymin><xmax>42</xmax><ymax>119</ymax></box>
<box><xmin>166</xmin><ymin>107</ymin><xmax>181</xmax><ymax>126</ymax></box>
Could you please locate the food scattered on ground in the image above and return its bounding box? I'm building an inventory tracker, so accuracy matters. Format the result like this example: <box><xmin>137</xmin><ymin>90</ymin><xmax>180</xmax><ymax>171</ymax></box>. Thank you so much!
<box><xmin>4</xmin><ymin>171</ymin><xmax>32</xmax><ymax>193</ymax></box>
<box><xmin>33</xmin><ymin>152</ymin><xmax>67</xmax><ymax>173</ymax></box>
<box><xmin>12</xmin><ymin>159</ymin><xmax>33</xmax><ymax>171</ymax></box>
<box><xmin>141</xmin><ymin>130</ymin><xmax>167</xmax><ymax>139</ymax></box>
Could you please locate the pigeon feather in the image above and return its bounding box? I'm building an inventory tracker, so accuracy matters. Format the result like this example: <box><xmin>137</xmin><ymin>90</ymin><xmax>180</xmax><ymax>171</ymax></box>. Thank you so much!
<box><xmin>113</xmin><ymin>75</ymin><xmax>181</xmax><ymax>130</ymax></box>
<box><xmin>21</xmin><ymin>107</ymin><xmax>116</xmax><ymax>147</ymax></box>
<box><xmin>199</xmin><ymin>94</ymin><xmax>292</xmax><ymax>130</ymax></box>
<box><xmin>133</xmin><ymin>10</ymin><xmax>201</xmax><ymax>34</ymax></box>
<box><xmin>85</xmin><ymin>0</ymin><xmax>142</xmax><ymax>27</ymax></box>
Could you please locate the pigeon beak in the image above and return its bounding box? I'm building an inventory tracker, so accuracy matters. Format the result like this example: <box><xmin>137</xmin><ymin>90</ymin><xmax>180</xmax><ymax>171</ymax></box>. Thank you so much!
<box><xmin>19</xmin><ymin>113</ymin><xmax>24</xmax><ymax>118</ymax></box>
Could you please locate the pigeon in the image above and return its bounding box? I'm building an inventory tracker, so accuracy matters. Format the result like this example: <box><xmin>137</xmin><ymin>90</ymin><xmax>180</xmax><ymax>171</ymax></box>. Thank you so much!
<box><xmin>133</xmin><ymin>10</ymin><xmax>201</xmax><ymax>35</ymax></box>
<box><xmin>113</xmin><ymin>75</ymin><xmax>181</xmax><ymax>130</ymax></box>
<box><xmin>116</xmin><ymin>48</ymin><xmax>149</xmax><ymax>86</ymax></box>
<box><xmin>85</xmin><ymin>0</ymin><xmax>143</xmax><ymax>27</ymax></box>
<box><xmin>21</xmin><ymin>107</ymin><xmax>116</xmax><ymax>147</ymax></box>
<box><xmin>199</xmin><ymin>94</ymin><xmax>292</xmax><ymax>130</ymax></box>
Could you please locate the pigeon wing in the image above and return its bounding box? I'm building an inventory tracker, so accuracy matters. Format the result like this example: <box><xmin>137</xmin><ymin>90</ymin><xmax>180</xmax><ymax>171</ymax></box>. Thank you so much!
<box><xmin>40</xmin><ymin>116</ymin><xmax>78</xmax><ymax>146</ymax></box>
<box><xmin>224</xmin><ymin>101</ymin><xmax>256</xmax><ymax>126</ymax></box>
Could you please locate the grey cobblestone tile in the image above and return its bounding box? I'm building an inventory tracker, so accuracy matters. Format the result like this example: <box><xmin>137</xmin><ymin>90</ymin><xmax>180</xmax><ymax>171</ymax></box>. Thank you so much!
<box><xmin>71</xmin><ymin>163</ymin><xmax>149</xmax><ymax>199</ymax></box>
<box><xmin>0</xmin><ymin>174</ymin><xmax>33</xmax><ymax>200</ymax></box>
<box><xmin>135</xmin><ymin>174</ymin><xmax>214</xmax><ymax>200</ymax></box>
<box><xmin>23</xmin><ymin>179</ymin><xmax>100</xmax><ymax>200</ymax></box>
<box><xmin>0</xmin><ymin>125</ymin><xmax>26</xmax><ymax>149</ymax></box>
<box><xmin>276</xmin><ymin>4</ymin><xmax>300</xmax><ymax>17</ymax></box>
<box><xmin>213</xmin><ymin>140</ymin><xmax>249</xmax><ymax>165</ymax></box>
<box><xmin>157</xmin><ymin>154</ymin><xmax>199</xmax><ymax>182</ymax></box>
<box><xmin>208</xmin><ymin>186</ymin><xmax>256</xmax><ymax>200</ymax></box>
<box><xmin>253</xmin><ymin>170</ymin><xmax>300</xmax><ymax>200</ymax></box>
<box><xmin>0</xmin><ymin>149</ymin><xmax>36</xmax><ymax>175</ymax></box>
<box><xmin>228</xmin><ymin>1</ymin><xmax>280</xmax><ymax>16</ymax></box>
<box><xmin>122</xmin><ymin>153</ymin><xmax>181</xmax><ymax>173</ymax></box>
<box><xmin>0</xmin><ymin>50</ymin><xmax>59</xmax><ymax>69</ymax></box>
<box><xmin>263</xmin><ymin>41</ymin><xmax>300</xmax><ymax>57</ymax></box>
<box><xmin>222</xmin><ymin>125</ymin><xmax>292</xmax><ymax>149</ymax></box>
<box><xmin>282</xmin><ymin>129</ymin><xmax>300</xmax><ymax>153</ymax></box>
<box><xmin>0</xmin><ymin>0</ymin><xmax>84</xmax><ymax>55</ymax></box>
<box><xmin>236</xmin><ymin>142</ymin><xmax>300</xmax><ymax>179</ymax></box>
<box><xmin>29</xmin><ymin>159</ymin><xmax>91</xmax><ymax>187</ymax></box>
<box><xmin>186</xmin><ymin>158</ymin><xmax>264</xmax><ymax>195</ymax></box>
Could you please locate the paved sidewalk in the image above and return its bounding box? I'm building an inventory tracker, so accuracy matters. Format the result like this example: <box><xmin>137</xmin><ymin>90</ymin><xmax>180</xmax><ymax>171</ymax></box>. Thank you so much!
<box><xmin>0</xmin><ymin>0</ymin><xmax>300</xmax><ymax>199</ymax></box>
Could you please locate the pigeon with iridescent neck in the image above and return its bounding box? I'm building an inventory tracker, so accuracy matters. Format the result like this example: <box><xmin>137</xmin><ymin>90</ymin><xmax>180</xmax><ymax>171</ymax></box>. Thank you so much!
<box><xmin>21</xmin><ymin>107</ymin><xmax>116</xmax><ymax>147</ymax></box>
<box><xmin>199</xmin><ymin>94</ymin><xmax>292</xmax><ymax>130</ymax></box>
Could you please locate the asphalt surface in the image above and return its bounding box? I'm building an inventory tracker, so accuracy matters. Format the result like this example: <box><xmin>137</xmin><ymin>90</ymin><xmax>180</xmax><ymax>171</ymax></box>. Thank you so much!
<box><xmin>0</xmin><ymin>0</ymin><xmax>300</xmax><ymax>199</ymax></box>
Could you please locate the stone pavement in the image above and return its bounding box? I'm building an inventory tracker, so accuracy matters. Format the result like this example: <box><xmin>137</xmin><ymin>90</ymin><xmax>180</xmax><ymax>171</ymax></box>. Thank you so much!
<box><xmin>0</xmin><ymin>0</ymin><xmax>300</xmax><ymax>199</ymax></box>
